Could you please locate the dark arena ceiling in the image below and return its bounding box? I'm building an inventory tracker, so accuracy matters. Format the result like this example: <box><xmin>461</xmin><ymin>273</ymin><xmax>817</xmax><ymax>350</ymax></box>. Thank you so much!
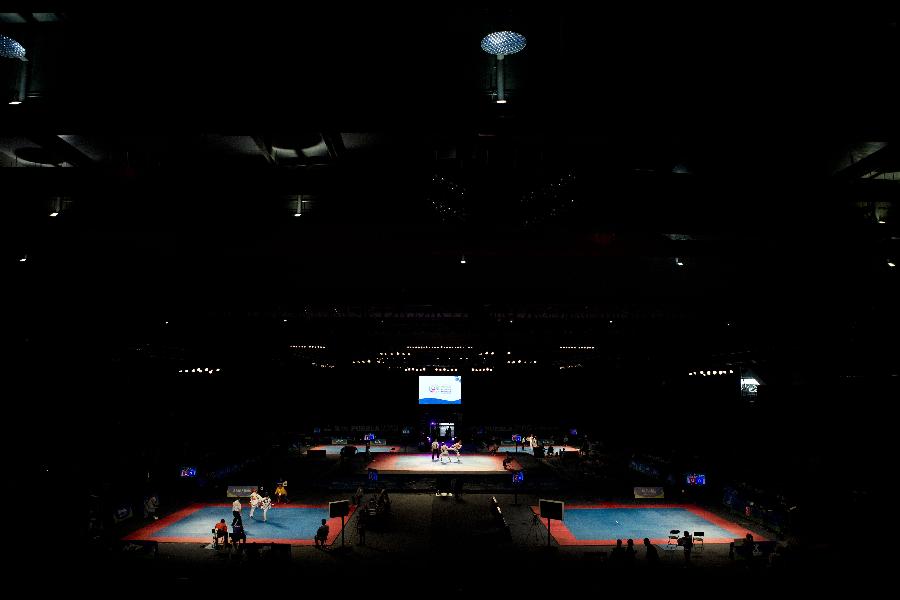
<box><xmin>2</xmin><ymin>7</ymin><xmax>898</xmax><ymax>385</ymax></box>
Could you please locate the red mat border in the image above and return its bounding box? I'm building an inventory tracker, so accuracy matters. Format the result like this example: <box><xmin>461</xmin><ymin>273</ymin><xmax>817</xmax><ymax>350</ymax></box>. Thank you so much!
<box><xmin>529</xmin><ymin>503</ymin><xmax>766</xmax><ymax>545</ymax></box>
<box><xmin>123</xmin><ymin>503</ymin><xmax>356</xmax><ymax>545</ymax></box>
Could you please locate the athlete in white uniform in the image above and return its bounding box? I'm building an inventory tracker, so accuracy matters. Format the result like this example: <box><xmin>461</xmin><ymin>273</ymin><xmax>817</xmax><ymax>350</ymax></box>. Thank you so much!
<box><xmin>249</xmin><ymin>490</ymin><xmax>262</xmax><ymax>519</ymax></box>
<box><xmin>451</xmin><ymin>441</ymin><xmax>462</xmax><ymax>462</ymax></box>
<box><xmin>259</xmin><ymin>496</ymin><xmax>273</xmax><ymax>522</ymax></box>
<box><xmin>439</xmin><ymin>443</ymin><xmax>450</xmax><ymax>464</ymax></box>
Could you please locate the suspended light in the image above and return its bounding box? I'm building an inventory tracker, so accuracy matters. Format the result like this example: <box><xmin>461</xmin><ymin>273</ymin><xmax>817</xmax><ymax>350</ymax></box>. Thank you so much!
<box><xmin>480</xmin><ymin>31</ymin><xmax>526</xmax><ymax>103</ymax></box>
<box><xmin>480</xmin><ymin>31</ymin><xmax>527</xmax><ymax>55</ymax></box>
<box><xmin>0</xmin><ymin>34</ymin><xmax>27</xmax><ymax>61</ymax></box>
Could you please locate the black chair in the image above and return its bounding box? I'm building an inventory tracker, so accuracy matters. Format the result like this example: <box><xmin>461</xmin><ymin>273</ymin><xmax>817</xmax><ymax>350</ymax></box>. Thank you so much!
<box><xmin>666</xmin><ymin>529</ymin><xmax>681</xmax><ymax>549</ymax></box>
<box><xmin>693</xmin><ymin>531</ymin><xmax>704</xmax><ymax>551</ymax></box>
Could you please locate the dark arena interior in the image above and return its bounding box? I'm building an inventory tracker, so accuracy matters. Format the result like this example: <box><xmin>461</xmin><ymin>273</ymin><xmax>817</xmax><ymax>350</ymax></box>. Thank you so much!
<box><xmin>3</xmin><ymin>6</ymin><xmax>897</xmax><ymax>593</ymax></box>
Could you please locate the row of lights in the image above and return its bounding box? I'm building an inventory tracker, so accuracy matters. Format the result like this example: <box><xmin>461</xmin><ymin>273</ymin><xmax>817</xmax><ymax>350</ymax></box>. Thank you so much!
<box><xmin>434</xmin><ymin>367</ymin><xmax>457</xmax><ymax>372</ymax></box>
<box><xmin>407</xmin><ymin>346</ymin><xmax>473</xmax><ymax>350</ymax></box>
<box><xmin>312</xmin><ymin>363</ymin><xmax>335</xmax><ymax>369</ymax></box>
<box><xmin>559</xmin><ymin>346</ymin><xmax>595</xmax><ymax>350</ymax></box>
<box><xmin>559</xmin><ymin>364</ymin><xmax>583</xmax><ymax>370</ymax></box>
<box><xmin>352</xmin><ymin>360</ymin><xmax>373</xmax><ymax>364</ymax></box>
<box><xmin>689</xmin><ymin>370</ymin><xmax>734</xmax><ymax>376</ymax></box>
<box><xmin>477</xmin><ymin>352</ymin><xmax>496</xmax><ymax>356</ymax></box>
<box><xmin>290</xmin><ymin>345</ymin><xmax>326</xmax><ymax>349</ymax></box>
<box><xmin>178</xmin><ymin>368</ymin><xmax>221</xmax><ymax>374</ymax></box>
<box><xmin>471</xmin><ymin>367</ymin><xmax>493</xmax><ymax>372</ymax></box>
<box><xmin>404</xmin><ymin>367</ymin><xmax>427</xmax><ymax>372</ymax></box>
<box><xmin>507</xmin><ymin>360</ymin><xmax>538</xmax><ymax>364</ymax></box>
<box><xmin>380</xmin><ymin>352</ymin><xmax>410</xmax><ymax>356</ymax></box>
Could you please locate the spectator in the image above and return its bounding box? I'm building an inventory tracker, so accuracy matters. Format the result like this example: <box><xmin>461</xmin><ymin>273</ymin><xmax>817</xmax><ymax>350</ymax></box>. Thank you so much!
<box><xmin>143</xmin><ymin>494</ymin><xmax>160</xmax><ymax>520</ymax></box>
<box><xmin>315</xmin><ymin>518</ymin><xmax>330</xmax><ymax>548</ymax></box>
<box><xmin>353</xmin><ymin>485</ymin><xmax>364</xmax><ymax>506</ymax></box>
<box><xmin>502</xmin><ymin>452</ymin><xmax>514</xmax><ymax>470</ymax></box>
<box><xmin>609</xmin><ymin>539</ymin><xmax>625</xmax><ymax>566</ymax></box>
<box><xmin>681</xmin><ymin>528</ymin><xmax>693</xmax><ymax>563</ymax></box>
<box><xmin>547</xmin><ymin>445</ymin><xmax>555</xmax><ymax>457</ymax></box>
<box><xmin>625</xmin><ymin>538</ymin><xmax>636</xmax><ymax>566</ymax></box>
<box><xmin>643</xmin><ymin>538</ymin><xmax>660</xmax><ymax>567</ymax></box>
<box><xmin>214</xmin><ymin>519</ymin><xmax>229</xmax><ymax>546</ymax></box>
<box><xmin>742</xmin><ymin>533</ymin><xmax>755</xmax><ymax>558</ymax></box>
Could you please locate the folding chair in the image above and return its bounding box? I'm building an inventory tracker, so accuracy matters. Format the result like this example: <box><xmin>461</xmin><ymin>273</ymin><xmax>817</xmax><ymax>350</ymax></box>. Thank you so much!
<box><xmin>666</xmin><ymin>529</ymin><xmax>681</xmax><ymax>549</ymax></box>
<box><xmin>693</xmin><ymin>531</ymin><xmax>704</xmax><ymax>552</ymax></box>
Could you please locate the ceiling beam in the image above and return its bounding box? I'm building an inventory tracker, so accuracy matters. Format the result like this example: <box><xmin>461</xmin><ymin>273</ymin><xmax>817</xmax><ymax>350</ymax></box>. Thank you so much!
<box><xmin>27</xmin><ymin>134</ymin><xmax>94</xmax><ymax>167</ymax></box>
<box><xmin>321</xmin><ymin>132</ymin><xmax>345</xmax><ymax>161</ymax></box>
<box><xmin>251</xmin><ymin>135</ymin><xmax>277</xmax><ymax>166</ymax></box>
<box><xmin>832</xmin><ymin>143</ymin><xmax>894</xmax><ymax>179</ymax></box>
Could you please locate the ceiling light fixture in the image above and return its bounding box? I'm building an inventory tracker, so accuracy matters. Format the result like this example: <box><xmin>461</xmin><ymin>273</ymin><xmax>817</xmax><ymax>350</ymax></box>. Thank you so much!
<box><xmin>0</xmin><ymin>34</ymin><xmax>27</xmax><ymax>61</ymax></box>
<box><xmin>480</xmin><ymin>31</ymin><xmax>526</xmax><ymax>103</ymax></box>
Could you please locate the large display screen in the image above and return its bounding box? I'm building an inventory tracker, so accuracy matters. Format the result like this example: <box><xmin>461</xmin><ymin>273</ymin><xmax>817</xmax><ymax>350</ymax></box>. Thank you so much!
<box><xmin>418</xmin><ymin>375</ymin><xmax>462</xmax><ymax>405</ymax></box>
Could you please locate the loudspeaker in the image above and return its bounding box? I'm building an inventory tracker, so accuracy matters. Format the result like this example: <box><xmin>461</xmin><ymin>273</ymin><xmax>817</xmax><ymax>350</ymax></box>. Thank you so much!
<box><xmin>539</xmin><ymin>499</ymin><xmax>564</xmax><ymax>521</ymax></box>
<box><xmin>329</xmin><ymin>500</ymin><xmax>350</xmax><ymax>518</ymax></box>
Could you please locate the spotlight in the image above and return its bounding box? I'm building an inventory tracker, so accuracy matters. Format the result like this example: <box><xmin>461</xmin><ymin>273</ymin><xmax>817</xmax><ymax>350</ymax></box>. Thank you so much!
<box><xmin>49</xmin><ymin>212</ymin><xmax>59</xmax><ymax>217</ymax></box>
<box><xmin>889</xmin><ymin>261</ymin><xmax>896</xmax><ymax>268</ymax></box>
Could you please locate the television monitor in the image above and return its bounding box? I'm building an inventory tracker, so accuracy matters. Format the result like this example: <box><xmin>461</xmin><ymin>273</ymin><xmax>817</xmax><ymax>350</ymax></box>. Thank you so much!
<box><xmin>180</xmin><ymin>467</ymin><xmax>197</xmax><ymax>478</ymax></box>
<box><xmin>686</xmin><ymin>473</ymin><xmax>706</xmax><ymax>486</ymax></box>
<box><xmin>368</xmin><ymin>469</ymin><xmax>378</xmax><ymax>482</ymax></box>
<box><xmin>512</xmin><ymin>470</ymin><xmax>524</xmax><ymax>483</ymax></box>
<box><xmin>418</xmin><ymin>375</ymin><xmax>462</xmax><ymax>405</ymax></box>
<box><xmin>513</xmin><ymin>434</ymin><xmax>522</xmax><ymax>443</ymax></box>
<box><xmin>363</xmin><ymin>433</ymin><xmax>375</xmax><ymax>441</ymax></box>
